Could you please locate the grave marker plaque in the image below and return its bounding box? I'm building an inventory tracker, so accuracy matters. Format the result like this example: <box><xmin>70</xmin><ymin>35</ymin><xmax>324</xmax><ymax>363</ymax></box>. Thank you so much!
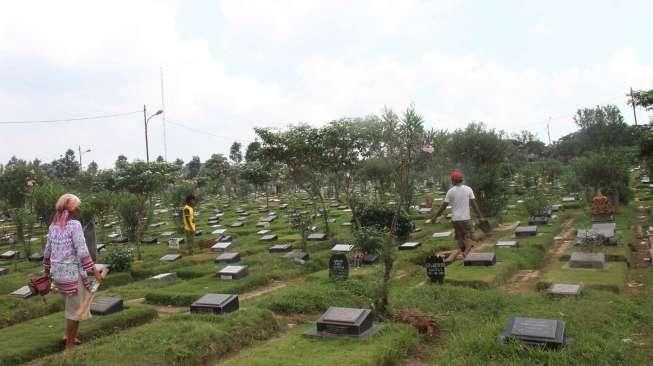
<box><xmin>284</xmin><ymin>249</ymin><xmax>309</xmax><ymax>261</ymax></box>
<box><xmin>217</xmin><ymin>265</ymin><xmax>248</xmax><ymax>280</ymax></box>
<box><xmin>0</xmin><ymin>250</ymin><xmax>18</xmax><ymax>260</ymax></box>
<box><xmin>500</xmin><ymin>317</ymin><xmax>566</xmax><ymax>348</ymax></box>
<box><xmin>548</xmin><ymin>283</ymin><xmax>581</xmax><ymax>296</ymax></box>
<box><xmin>425</xmin><ymin>255</ymin><xmax>445</xmax><ymax>283</ymax></box>
<box><xmin>110</xmin><ymin>236</ymin><xmax>128</xmax><ymax>244</ymax></box>
<box><xmin>329</xmin><ymin>253</ymin><xmax>349</xmax><ymax>280</ymax></box>
<box><xmin>432</xmin><ymin>231</ymin><xmax>452</xmax><ymax>239</ymax></box>
<box><xmin>399</xmin><ymin>242</ymin><xmax>421</xmax><ymax>250</ymax></box>
<box><xmin>10</xmin><ymin>285</ymin><xmax>33</xmax><ymax>299</ymax></box>
<box><xmin>211</xmin><ymin>242</ymin><xmax>232</xmax><ymax>252</ymax></box>
<box><xmin>260</xmin><ymin>234</ymin><xmax>278</xmax><ymax>242</ymax></box>
<box><xmin>0</xmin><ymin>267</ymin><xmax>7</xmax><ymax>276</ymax></box>
<box><xmin>215</xmin><ymin>252</ymin><xmax>241</xmax><ymax>263</ymax></box>
<box><xmin>29</xmin><ymin>252</ymin><xmax>44</xmax><ymax>261</ymax></box>
<box><xmin>269</xmin><ymin>244</ymin><xmax>293</xmax><ymax>253</ymax></box>
<box><xmin>160</xmin><ymin>254</ymin><xmax>182</xmax><ymax>262</ymax></box>
<box><xmin>257</xmin><ymin>229</ymin><xmax>271</xmax><ymax>235</ymax></box>
<box><xmin>308</xmin><ymin>233</ymin><xmax>327</xmax><ymax>241</ymax></box>
<box><xmin>141</xmin><ymin>236</ymin><xmax>158</xmax><ymax>244</ymax></box>
<box><xmin>160</xmin><ymin>231</ymin><xmax>176</xmax><ymax>237</ymax></box>
<box><xmin>230</xmin><ymin>222</ymin><xmax>244</xmax><ymax>228</ymax></box>
<box><xmin>90</xmin><ymin>297</ymin><xmax>124</xmax><ymax>315</ymax></box>
<box><xmin>304</xmin><ymin>307</ymin><xmax>382</xmax><ymax>338</ymax></box>
<box><xmin>515</xmin><ymin>226</ymin><xmax>537</xmax><ymax>237</ymax></box>
<box><xmin>463</xmin><ymin>252</ymin><xmax>497</xmax><ymax>266</ymax></box>
<box><xmin>150</xmin><ymin>272</ymin><xmax>177</xmax><ymax>281</ymax></box>
<box><xmin>496</xmin><ymin>240</ymin><xmax>519</xmax><ymax>248</ymax></box>
<box><xmin>190</xmin><ymin>293</ymin><xmax>240</xmax><ymax>315</ymax></box>
<box><xmin>331</xmin><ymin>244</ymin><xmax>353</xmax><ymax>253</ymax></box>
<box><xmin>569</xmin><ymin>252</ymin><xmax>605</xmax><ymax>269</ymax></box>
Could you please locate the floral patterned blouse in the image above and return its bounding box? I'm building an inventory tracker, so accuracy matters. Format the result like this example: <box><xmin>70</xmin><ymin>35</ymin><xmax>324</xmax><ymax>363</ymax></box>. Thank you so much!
<box><xmin>43</xmin><ymin>220</ymin><xmax>94</xmax><ymax>295</ymax></box>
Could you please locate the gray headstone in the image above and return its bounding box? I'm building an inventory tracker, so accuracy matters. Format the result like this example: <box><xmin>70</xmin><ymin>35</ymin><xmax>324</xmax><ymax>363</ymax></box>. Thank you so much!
<box><xmin>331</xmin><ymin>244</ymin><xmax>354</xmax><ymax>253</ymax></box>
<box><xmin>0</xmin><ymin>267</ymin><xmax>7</xmax><ymax>276</ymax></box>
<box><xmin>212</xmin><ymin>229</ymin><xmax>227</xmax><ymax>235</ymax></box>
<box><xmin>463</xmin><ymin>252</ymin><xmax>496</xmax><ymax>266</ymax></box>
<box><xmin>90</xmin><ymin>296</ymin><xmax>124</xmax><ymax>315</ymax></box>
<box><xmin>548</xmin><ymin>283</ymin><xmax>581</xmax><ymax>296</ymax></box>
<box><xmin>230</xmin><ymin>222</ymin><xmax>244</xmax><ymax>228</ymax></box>
<box><xmin>150</xmin><ymin>272</ymin><xmax>177</xmax><ymax>281</ymax></box>
<box><xmin>217</xmin><ymin>265</ymin><xmax>248</xmax><ymax>280</ymax></box>
<box><xmin>307</xmin><ymin>307</ymin><xmax>378</xmax><ymax>337</ymax></box>
<box><xmin>211</xmin><ymin>242</ymin><xmax>232</xmax><ymax>252</ymax></box>
<box><xmin>160</xmin><ymin>254</ymin><xmax>182</xmax><ymax>262</ymax></box>
<box><xmin>191</xmin><ymin>294</ymin><xmax>239</xmax><ymax>315</ymax></box>
<box><xmin>269</xmin><ymin>244</ymin><xmax>293</xmax><ymax>253</ymax></box>
<box><xmin>500</xmin><ymin>317</ymin><xmax>566</xmax><ymax>348</ymax></box>
<box><xmin>432</xmin><ymin>231</ymin><xmax>452</xmax><ymax>238</ymax></box>
<box><xmin>515</xmin><ymin>226</ymin><xmax>537</xmax><ymax>237</ymax></box>
<box><xmin>0</xmin><ymin>250</ymin><xmax>18</xmax><ymax>260</ymax></box>
<box><xmin>307</xmin><ymin>233</ymin><xmax>327</xmax><ymax>241</ymax></box>
<box><xmin>260</xmin><ymin>234</ymin><xmax>278</xmax><ymax>242</ymax></box>
<box><xmin>215</xmin><ymin>252</ymin><xmax>241</xmax><ymax>263</ymax></box>
<box><xmin>10</xmin><ymin>285</ymin><xmax>33</xmax><ymax>298</ymax></box>
<box><xmin>496</xmin><ymin>240</ymin><xmax>519</xmax><ymax>248</ymax></box>
<box><xmin>399</xmin><ymin>242</ymin><xmax>421</xmax><ymax>250</ymax></box>
<box><xmin>569</xmin><ymin>252</ymin><xmax>605</xmax><ymax>269</ymax></box>
<box><xmin>160</xmin><ymin>231</ymin><xmax>176</xmax><ymax>237</ymax></box>
<box><xmin>141</xmin><ymin>236</ymin><xmax>158</xmax><ymax>244</ymax></box>
<box><xmin>257</xmin><ymin>229</ymin><xmax>271</xmax><ymax>235</ymax></box>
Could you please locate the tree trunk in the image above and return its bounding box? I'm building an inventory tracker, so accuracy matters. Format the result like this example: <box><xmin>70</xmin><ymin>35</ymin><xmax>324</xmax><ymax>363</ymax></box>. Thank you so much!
<box><xmin>83</xmin><ymin>221</ymin><xmax>98</xmax><ymax>262</ymax></box>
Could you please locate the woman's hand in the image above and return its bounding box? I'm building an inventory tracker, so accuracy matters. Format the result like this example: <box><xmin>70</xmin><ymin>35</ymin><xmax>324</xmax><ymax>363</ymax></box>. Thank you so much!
<box><xmin>94</xmin><ymin>269</ymin><xmax>104</xmax><ymax>283</ymax></box>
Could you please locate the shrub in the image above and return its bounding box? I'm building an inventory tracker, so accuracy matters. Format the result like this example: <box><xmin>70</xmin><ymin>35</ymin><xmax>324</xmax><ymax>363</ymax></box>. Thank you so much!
<box><xmin>105</xmin><ymin>246</ymin><xmax>135</xmax><ymax>272</ymax></box>
<box><xmin>357</xmin><ymin>203</ymin><xmax>413</xmax><ymax>240</ymax></box>
<box><xmin>523</xmin><ymin>189</ymin><xmax>550</xmax><ymax>217</ymax></box>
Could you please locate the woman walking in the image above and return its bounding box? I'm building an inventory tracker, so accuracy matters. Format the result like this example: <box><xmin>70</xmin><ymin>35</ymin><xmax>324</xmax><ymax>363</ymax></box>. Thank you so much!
<box><xmin>43</xmin><ymin>193</ymin><xmax>104</xmax><ymax>350</ymax></box>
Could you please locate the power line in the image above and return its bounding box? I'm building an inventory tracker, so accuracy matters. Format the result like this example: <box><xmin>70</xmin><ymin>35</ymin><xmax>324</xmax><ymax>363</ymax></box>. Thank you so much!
<box><xmin>166</xmin><ymin>120</ymin><xmax>234</xmax><ymax>141</ymax></box>
<box><xmin>0</xmin><ymin>110</ymin><xmax>141</xmax><ymax>125</ymax></box>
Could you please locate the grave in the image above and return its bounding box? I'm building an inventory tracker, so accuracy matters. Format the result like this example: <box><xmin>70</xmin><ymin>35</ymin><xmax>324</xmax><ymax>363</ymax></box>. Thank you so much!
<box><xmin>569</xmin><ymin>252</ymin><xmax>605</xmax><ymax>269</ymax></box>
<box><xmin>260</xmin><ymin>234</ymin><xmax>278</xmax><ymax>242</ymax></box>
<box><xmin>217</xmin><ymin>265</ymin><xmax>248</xmax><ymax>280</ymax></box>
<box><xmin>425</xmin><ymin>255</ymin><xmax>445</xmax><ymax>283</ymax></box>
<box><xmin>284</xmin><ymin>249</ymin><xmax>309</xmax><ymax>261</ymax></box>
<box><xmin>496</xmin><ymin>240</ymin><xmax>519</xmax><ymax>248</ymax></box>
<box><xmin>28</xmin><ymin>252</ymin><xmax>44</xmax><ymax>261</ymax></box>
<box><xmin>515</xmin><ymin>225</ymin><xmax>537</xmax><ymax>237</ymax></box>
<box><xmin>215</xmin><ymin>252</ymin><xmax>241</xmax><ymax>263</ymax></box>
<box><xmin>10</xmin><ymin>285</ymin><xmax>33</xmax><ymax>299</ymax></box>
<box><xmin>432</xmin><ymin>231</ymin><xmax>452</xmax><ymax>238</ymax></box>
<box><xmin>528</xmin><ymin>216</ymin><xmax>549</xmax><ymax>225</ymax></box>
<box><xmin>257</xmin><ymin>229</ymin><xmax>271</xmax><ymax>235</ymax></box>
<box><xmin>230</xmin><ymin>222</ymin><xmax>244</xmax><ymax>228</ymax></box>
<box><xmin>97</xmin><ymin>244</ymin><xmax>106</xmax><ymax>252</ymax></box>
<box><xmin>548</xmin><ymin>283</ymin><xmax>582</xmax><ymax>296</ymax></box>
<box><xmin>110</xmin><ymin>236</ymin><xmax>128</xmax><ymax>244</ymax></box>
<box><xmin>341</xmin><ymin>222</ymin><xmax>352</xmax><ymax>227</ymax></box>
<box><xmin>269</xmin><ymin>244</ymin><xmax>293</xmax><ymax>253</ymax></box>
<box><xmin>331</xmin><ymin>244</ymin><xmax>354</xmax><ymax>253</ymax></box>
<box><xmin>329</xmin><ymin>253</ymin><xmax>349</xmax><ymax>280</ymax></box>
<box><xmin>256</xmin><ymin>222</ymin><xmax>269</xmax><ymax>228</ymax></box>
<box><xmin>0</xmin><ymin>250</ymin><xmax>18</xmax><ymax>260</ymax></box>
<box><xmin>399</xmin><ymin>242</ymin><xmax>421</xmax><ymax>250</ymax></box>
<box><xmin>561</xmin><ymin>196</ymin><xmax>576</xmax><ymax>202</ymax></box>
<box><xmin>195</xmin><ymin>230</ymin><xmax>203</xmax><ymax>236</ymax></box>
<box><xmin>463</xmin><ymin>252</ymin><xmax>496</xmax><ymax>266</ymax></box>
<box><xmin>308</xmin><ymin>233</ymin><xmax>327</xmax><ymax>241</ymax></box>
<box><xmin>191</xmin><ymin>294</ymin><xmax>239</xmax><ymax>315</ymax></box>
<box><xmin>160</xmin><ymin>254</ymin><xmax>182</xmax><ymax>262</ymax></box>
<box><xmin>150</xmin><ymin>272</ymin><xmax>177</xmax><ymax>281</ymax></box>
<box><xmin>305</xmin><ymin>307</ymin><xmax>381</xmax><ymax>338</ymax></box>
<box><xmin>212</xmin><ymin>229</ymin><xmax>227</xmax><ymax>235</ymax></box>
<box><xmin>550</xmin><ymin>204</ymin><xmax>562</xmax><ymax>212</ymax></box>
<box><xmin>90</xmin><ymin>297</ymin><xmax>124</xmax><ymax>315</ymax></box>
<box><xmin>150</xmin><ymin>222</ymin><xmax>164</xmax><ymax>228</ymax></box>
<box><xmin>141</xmin><ymin>236</ymin><xmax>158</xmax><ymax>244</ymax></box>
<box><xmin>211</xmin><ymin>242</ymin><xmax>232</xmax><ymax>252</ymax></box>
<box><xmin>218</xmin><ymin>235</ymin><xmax>233</xmax><ymax>242</ymax></box>
<box><xmin>499</xmin><ymin>317</ymin><xmax>566</xmax><ymax>348</ymax></box>
<box><xmin>0</xmin><ymin>267</ymin><xmax>7</xmax><ymax>276</ymax></box>
<box><xmin>160</xmin><ymin>231</ymin><xmax>176</xmax><ymax>237</ymax></box>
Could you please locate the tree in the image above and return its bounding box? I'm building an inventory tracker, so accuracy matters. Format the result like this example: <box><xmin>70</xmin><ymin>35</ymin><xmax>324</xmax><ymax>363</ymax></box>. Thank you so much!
<box><xmin>573</xmin><ymin>149</ymin><xmax>631</xmax><ymax>204</ymax></box>
<box><xmin>49</xmin><ymin>149</ymin><xmax>80</xmax><ymax>183</ymax></box>
<box><xmin>113</xmin><ymin>161</ymin><xmax>176</xmax><ymax>259</ymax></box>
<box><xmin>241</xmin><ymin>161</ymin><xmax>273</xmax><ymax>206</ymax></box>
<box><xmin>629</xmin><ymin>89</ymin><xmax>653</xmax><ymax>111</ymax></box>
<box><xmin>245</xmin><ymin>141</ymin><xmax>262</xmax><ymax>162</ymax></box>
<box><xmin>115</xmin><ymin>155</ymin><xmax>128</xmax><ymax>171</ymax></box>
<box><xmin>184</xmin><ymin>156</ymin><xmax>201</xmax><ymax>179</ymax></box>
<box><xmin>87</xmin><ymin>161</ymin><xmax>99</xmax><ymax>175</ymax></box>
<box><xmin>199</xmin><ymin>154</ymin><xmax>230</xmax><ymax>195</ymax></box>
<box><xmin>30</xmin><ymin>181</ymin><xmax>65</xmax><ymax>226</ymax></box>
<box><xmin>0</xmin><ymin>157</ymin><xmax>35</xmax><ymax>208</ymax></box>
<box><xmin>156</xmin><ymin>155</ymin><xmax>165</xmax><ymax>163</ymax></box>
<box><xmin>229</xmin><ymin>142</ymin><xmax>243</xmax><ymax>164</ymax></box>
<box><xmin>173</xmin><ymin>158</ymin><xmax>184</xmax><ymax>170</ymax></box>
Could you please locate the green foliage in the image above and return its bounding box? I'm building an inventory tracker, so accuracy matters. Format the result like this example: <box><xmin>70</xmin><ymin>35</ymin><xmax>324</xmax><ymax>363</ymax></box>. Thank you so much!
<box><xmin>629</xmin><ymin>88</ymin><xmax>653</xmax><ymax>110</ymax></box>
<box><xmin>112</xmin><ymin>161</ymin><xmax>176</xmax><ymax>195</ymax></box>
<box><xmin>357</xmin><ymin>203</ymin><xmax>413</xmax><ymax>240</ymax></box>
<box><xmin>465</xmin><ymin>166</ymin><xmax>509</xmax><ymax>217</ymax></box>
<box><xmin>289</xmin><ymin>210</ymin><xmax>313</xmax><ymax>251</ymax></box>
<box><xmin>105</xmin><ymin>246</ymin><xmax>135</xmax><ymax>272</ymax></box>
<box><xmin>523</xmin><ymin>189</ymin><xmax>550</xmax><ymax>217</ymax></box>
<box><xmin>164</xmin><ymin>182</ymin><xmax>197</xmax><ymax>232</ymax></box>
<box><xmin>113</xmin><ymin>192</ymin><xmax>140</xmax><ymax>241</ymax></box>
<box><xmin>29</xmin><ymin>181</ymin><xmax>64</xmax><ymax>225</ymax></box>
<box><xmin>572</xmin><ymin>149</ymin><xmax>631</xmax><ymax>203</ymax></box>
<box><xmin>352</xmin><ymin>226</ymin><xmax>385</xmax><ymax>255</ymax></box>
<box><xmin>0</xmin><ymin>157</ymin><xmax>37</xmax><ymax>208</ymax></box>
<box><xmin>184</xmin><ymin>156</ymin><xmax>201</xmax><ymax>179</ymax></box>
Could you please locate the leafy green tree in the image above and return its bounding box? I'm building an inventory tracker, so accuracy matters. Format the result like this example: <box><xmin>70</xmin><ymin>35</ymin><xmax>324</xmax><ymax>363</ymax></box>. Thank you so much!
<box><xmin>173</xmin><ymin>158</ymin><xmax>184</xmax><ymax>170</ymax></box>
<box><xmin>156</xmin><ymin>155</ymin><xmax>165</xmax><ymax>163</ymax></box>
<box><xmin>241</xmin><ymin>161</ymin><xmax>273</xmax><ymax>207</ymax></box>
<box><xmin>184</xmin><ymin>156</ymin><xmax>201</xmax><ymax>179</ymax></box>
<box><xmin>30</xmin><ymin>181</ymin><xmax>65</xmax><ymax>226</ymax></box>
<box><xmin>245</xmin><ymin>141</ymin><xmax>262</xmax><ymax>162</ymax></box>
<box><xmin>115</xmin><ymin>155</ymin><xmax>129</xmax><ymax>171</ymax></box>
<box><xmin>199</xmin><ymin>154</ymin><xmax>230</xmax><ymax>195</ymax></box>
<box><xmin>86</xmin><ymin>161</ymin><xmax>99</xmax><ymax>175</ymax></box>
<box><xmin>0</xmin><ymin>157</ymin><xmax>35</xmax><ymax>208</ymax></box>
<box><xmin>229</xmin><ymin>142</ymin><xmax>243</xmax><ymax>164</ymax></box>
<box><xmin>572</xmin><ymin>149</ymin><xmax>631</xmax><ymax>204</ymax></box>
<box><xmin>49</xmin><ymin>149</ymin><xmax>80</xmax><ymax>183</ymax></box>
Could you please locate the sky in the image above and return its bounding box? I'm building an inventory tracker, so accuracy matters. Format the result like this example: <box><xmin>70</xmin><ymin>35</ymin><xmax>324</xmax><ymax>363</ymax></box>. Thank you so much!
<box><xmin>1</xmin><ymin>0</ymin><xmax>652</xmax><ymax>168</ymax></box>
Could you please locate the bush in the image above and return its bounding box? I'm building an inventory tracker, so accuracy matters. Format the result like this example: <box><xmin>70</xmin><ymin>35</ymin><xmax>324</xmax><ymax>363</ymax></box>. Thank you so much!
<box><xmin>523</xmin><ymin>189</ymin><xmax>549</xmax><ymax>217</ymax></box>
<box><xmin>357</xmin><ymin>203</ymin><xmax>413</xmax><ymax>240</ymax></box>
<box><xmin>105</xmin><ymin>246</ymin><xmax>135</xmax><ymax>272</ymax></box>
<box><xmin>573</xmin><ymin>149</ymin><xmax>631</xmax><ymax>204</ymax></box>
<box><xmin>352</xmin><ymin>226</ymin><xmax>386</xmax><ymax>255</ymax></box>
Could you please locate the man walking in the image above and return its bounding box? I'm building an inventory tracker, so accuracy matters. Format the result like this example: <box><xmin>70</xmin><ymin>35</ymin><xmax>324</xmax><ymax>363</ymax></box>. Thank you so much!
<box><xmin>182</xmin><ymin>194</ymin><xmax>197</xmax><ymax>254</ymax></box>
<box><xmin>431</xmin><ymin>171</ymin><xmax>486</xmax><ymax>264</ymax></box>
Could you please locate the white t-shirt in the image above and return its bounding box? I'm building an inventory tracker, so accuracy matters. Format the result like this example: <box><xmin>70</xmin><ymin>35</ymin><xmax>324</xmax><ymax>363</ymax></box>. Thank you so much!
<box><xmin>444</xmin><ymin>184</ymin><xmax>475</xmax><ymax>221</ymax></box>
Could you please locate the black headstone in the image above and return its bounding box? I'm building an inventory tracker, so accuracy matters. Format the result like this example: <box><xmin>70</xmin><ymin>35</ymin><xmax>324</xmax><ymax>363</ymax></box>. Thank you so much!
<box><xmin>217</xmin><ymin>265</ymin><xmax>248</xmax><ymax>280</ymax></box>
<box><xmin>110</xmin><ymin>236</ymin><xmax>128</xmax><ymax>244</ymax></box>
<box><xmin>0</xmin><ymin>267</ymin><xmax>7</xmax><ymax>276</ymax></box>
<box><xmin>218</xmin><ymin>235</ymin><xmax>233</xmax><ymax>243</ymax></box>
<box><xmin>425</xmin><ymin>255</ymin><xmax>445</xmax><ymax>283</ymax></box>
<box><xmin>316</xmin><ymin>307</ymin><xmax>373</xmax><ymax>335</ymax></box>
<box><xmin>141</xmin><ymin>236</ymin><xmax>158</xmax><ymax>244</ymax></box>
<box><xmin>190</xmin><ymin>293</ymin><xmax>239</xmax><ymax>315</ymax></box>
<box><xmin>90</xmin><ymin>296</ymin><xmax>124</xmax><ymax>315</ymax></box>
<box><xmin>29</xmin><ymin>252</ymin><xmax>44</xmax><ymax>261</ymax></box>
<box><xmin>463</xmin><ymin>252</ymin><xmax>497</xmax><ymax>266</ymax></box>
<box><xmin>269</xmin><ymin>244</ymin><xmax>293</xmax><ymax>253</ymax></box>
<box><xmin>329</xmin><ymin>253</ymin><xmax>349</xmax><ymax>280</ymax></box>
<box><xmin>215</xmin><ymin>252</ymin><xmax>241</xmax><ymax>263</ymax></box>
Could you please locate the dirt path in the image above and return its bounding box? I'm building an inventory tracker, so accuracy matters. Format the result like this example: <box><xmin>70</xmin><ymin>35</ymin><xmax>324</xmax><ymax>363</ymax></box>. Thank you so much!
<box><xmin>240</xmin><ymin>280</ymin><xmax>287</xmax><ymax>300</ymax></box>
<box><xmin>501</xmin><ymin>218</ymin><xmax>576</xmax><ymax>294</ymax></box>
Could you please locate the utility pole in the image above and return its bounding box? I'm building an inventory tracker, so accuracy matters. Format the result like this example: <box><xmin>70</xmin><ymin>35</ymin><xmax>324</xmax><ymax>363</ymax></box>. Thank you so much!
<box><xmin>630</xmin><ymin>87</ymin><xmax>638</xmax><ymax>126</ymax></box>
<box><xmin>160</xmin><ymin>67</ymin><xmax>168</xmax><ymax>161</ymax></box>
<box><xmin>78</xmin><ymin>145</ymin><xmax>83</xmax><ymax>170</ymax></box>
<box><xmin>143</xmin><ymin>104</ymin><xmax>150</xmax><ymax>163</ymax></box>
<box><xmin>547</xmin><ymin>117</ymin><xmax>552</xmax><ymax>145</ymax></box>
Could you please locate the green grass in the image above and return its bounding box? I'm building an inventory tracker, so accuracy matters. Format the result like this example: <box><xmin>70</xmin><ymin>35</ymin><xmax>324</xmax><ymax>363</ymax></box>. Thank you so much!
<box><xmin>42</xmin><ymin>308</ymin><xmax>280</xmax><ymax>366</ymax></box>
<box><xmin>0</xmin><ymin>305</ymin><xmax>157</xmax><ymax>365</ymax></box>
<box><xmin>0</xmin><ymin>295</ymin><xmax>64</xmax><ymax>329</ymax></box>
<box><xmin>443</xmin><ymin>260</ymin><xmax>519</xmax><ymax>288</ymax></box>
<box><xmin>539</xmin><ymin>261</ymin><xmax>629</xmax><ymax>293</ymax></box>
<box><xmin>219</xmin><ymin>323</ymin><xmax>421</xmax><ymax>366</ymax></box>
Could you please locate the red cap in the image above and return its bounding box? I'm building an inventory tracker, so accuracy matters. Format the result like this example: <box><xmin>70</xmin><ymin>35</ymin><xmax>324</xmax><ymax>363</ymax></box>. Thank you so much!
<box><xmin>450</xmin><ymin>170</ymin><xmax>464</xmax><ymax>183</ymax></box>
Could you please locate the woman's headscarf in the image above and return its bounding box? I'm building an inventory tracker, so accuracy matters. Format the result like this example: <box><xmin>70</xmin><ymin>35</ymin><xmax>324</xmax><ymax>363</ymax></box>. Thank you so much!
<box><xmin>52</xmin><ymin>193</ymin><xmax>81</xmax><ymax>228</ymax></box>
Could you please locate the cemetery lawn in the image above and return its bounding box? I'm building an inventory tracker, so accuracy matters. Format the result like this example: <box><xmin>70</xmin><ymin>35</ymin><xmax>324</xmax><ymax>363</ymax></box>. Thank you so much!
<box><xmin>219</xmin><ymin>323</ymin><xmax>420</xmax><ymax>366</ymax></box>
<box><xmin>538</xmin><ymin>261</ymin><xmax>628</xmax><ymax>293</ymax></box>
<box><xmin>0</xmin><ymin>305</ymin><xmax>157</xmax><ymax>365</ymax></box>
<box><xmin>442</xmin><ymin>260</ymin><xmax>518</xmax><ymax>288</ymax></box>
<box><xmin>42</xmin><ymin>308</ymin><xmax>280</xmax><ymax>366</ymax></box>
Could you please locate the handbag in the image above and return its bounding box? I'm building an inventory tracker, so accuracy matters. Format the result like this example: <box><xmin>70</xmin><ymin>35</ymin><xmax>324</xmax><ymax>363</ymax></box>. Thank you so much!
<box><xmin>28</xmin><ymin>273</ymin><xmax>51</xmax><ymax>296</ymax></box>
